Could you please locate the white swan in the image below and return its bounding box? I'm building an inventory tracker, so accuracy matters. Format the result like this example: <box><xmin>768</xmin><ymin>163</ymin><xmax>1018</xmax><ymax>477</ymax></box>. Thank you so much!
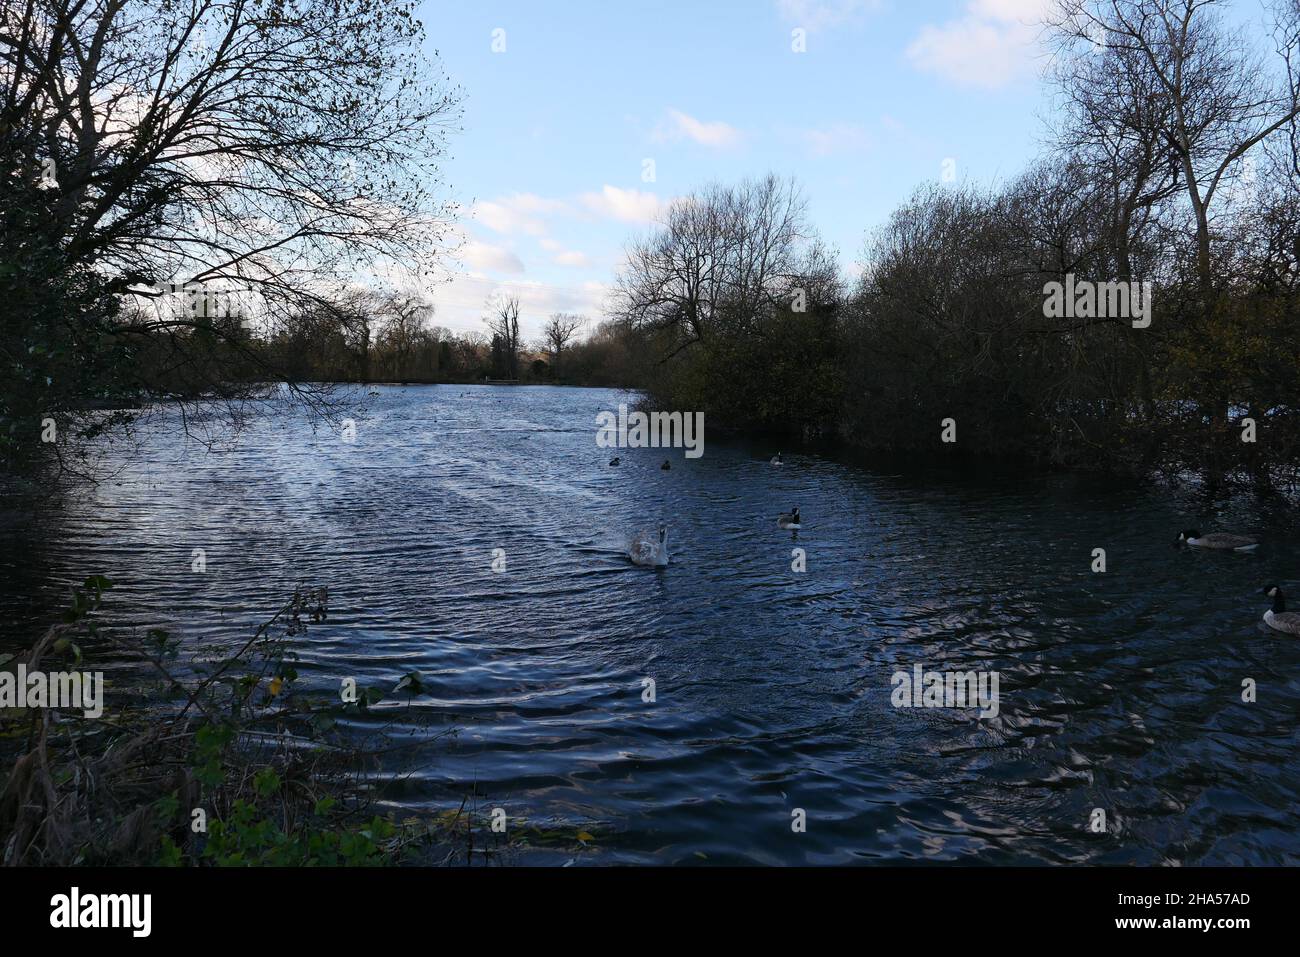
<box><xmin>629</xmin><ymin>525</ymin><xmax>670</xmax><ymax>567</ymax></box>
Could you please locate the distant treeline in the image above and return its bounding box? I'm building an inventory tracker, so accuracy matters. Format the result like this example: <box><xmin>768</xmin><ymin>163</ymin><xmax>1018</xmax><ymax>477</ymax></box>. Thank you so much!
<box><xmin>5</xmin><ymin>0</ymin><xmax>1300</xmax><ymax>494</ymax></box>
<box><xmin>612</xmin><ymin>1</ymin><xmax>1300</xmax><ymax>493</ymax></box>
<box><xmin>249</xmin><ymin>291</ymin><xmax>650</xmax><ymax>389</ymax></box>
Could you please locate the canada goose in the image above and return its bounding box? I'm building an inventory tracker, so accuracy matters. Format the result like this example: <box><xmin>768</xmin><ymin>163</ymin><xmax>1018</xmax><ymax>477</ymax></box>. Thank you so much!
<box><xmin>777</xmin><ymin>506</ymin><xmax>801</xmax><ymax>530</ymax></box>
<box><xmin>609</xmin><ymin>457</ymin><xmax>620</xmax><ymax>466</ymax></box>
<box><xmin>1177</xmin><ymin>529</ymin><xmax>1258</xmax><ymax>551</ymax></box>
<box><xmin>770</xmin><ymin>452</ymin><xmax>782</xmax><ymax>466</ymax></box>
<box><xmin>1262</xmin><ymin>584</ymin><xmax>1300</xmax><ymax>635</ymax></box>
<box><xmin>661</xmin><ymin>460</ymin><xmax>671</xmax><ymax>470</ymax></box>
<box><xmin>629</xmin><ymin>526</ymin><xmax>669</xmax><ymax>567</ymax></box>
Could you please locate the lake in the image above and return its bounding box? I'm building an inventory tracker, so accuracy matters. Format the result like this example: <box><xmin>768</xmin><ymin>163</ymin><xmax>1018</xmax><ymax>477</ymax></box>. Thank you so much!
<box><xmin>3</xmin><ymin>384</ymin><xmax>1299</xmax><ymax>864</ymax></box>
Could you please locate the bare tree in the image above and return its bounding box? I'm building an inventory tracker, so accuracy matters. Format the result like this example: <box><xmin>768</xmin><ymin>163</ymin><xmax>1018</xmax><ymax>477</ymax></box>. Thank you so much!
<box><xmin>1046</xmin><ymin>15</ymin><xmax>1180</xmax><ymax>285</ymax></box>
<box><xmin>374</xmin><ymin>294</ymin><xmax>435</xmax><ymax>379</ymax></box>
<box><xmin>542</xmin><ymin>313</ymin><xmax>586</xmax><ymax>375</ymax></box>
<box><xmin>483</xmin><ymin>295</ymin><xmax>521</xmax><ymax>379</ymax></box>
<box><xmin>1049</xmin><ymin>0</ymin><xmax>1300</xmax><ymax>295</ymax></box>
<box><xmin>0</xmin><ymin>0</ymin><xmax>461</xmax><ymax>466</ymax></box>
<box><xmin>613</xmin><ymin>174</ymin><xmax>814</xmax><ymax>358</ymax></box>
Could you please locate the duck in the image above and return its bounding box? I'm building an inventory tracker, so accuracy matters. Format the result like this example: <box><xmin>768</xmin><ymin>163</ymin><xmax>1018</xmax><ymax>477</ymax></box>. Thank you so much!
<box><xmin>770</xmin><ymin>452</ymin><xmax>783</xmax><ymax>466</ymax></box>
<box><xmin>660</xmin><ymin>460</ymin><xmax>671</xmax><ymax>470</ymax></box>
<box><xmin>1261</xmin><ymin>584</ymin><xmax>1300</xmax><ymax>635</ymax></box>
<box><xmin>777</xmin><ymin>506</ymin><xmax>801</xmax><ymax>530</ymax></box>
<box><xmin>609</xmin><ymin>457</ymin><xmax>620</xmax><ymax>466</ymax></box>
<box><xmin>628</xmin><ymin>526</ymin><xmax>670</xmax><ymax>567</ymax></box>
<box><xmin>1176</xmin><ymin>529</ymin><xmax>1258</xmax><ymax>551</ymax></box>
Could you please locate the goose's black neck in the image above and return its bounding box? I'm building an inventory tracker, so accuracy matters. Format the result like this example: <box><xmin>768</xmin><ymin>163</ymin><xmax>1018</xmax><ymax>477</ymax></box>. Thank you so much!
<box><xmin>1274</xmin><ymin>592</ymin><xmax>1288</xmax><ymax>614</ymax></box>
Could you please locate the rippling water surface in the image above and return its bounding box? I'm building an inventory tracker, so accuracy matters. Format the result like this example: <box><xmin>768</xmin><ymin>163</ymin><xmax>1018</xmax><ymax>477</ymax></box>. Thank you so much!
<box><xmin>4</xmin><ymin>384</ymin><xmax>1300</xmax><ymax>864</ymax></box>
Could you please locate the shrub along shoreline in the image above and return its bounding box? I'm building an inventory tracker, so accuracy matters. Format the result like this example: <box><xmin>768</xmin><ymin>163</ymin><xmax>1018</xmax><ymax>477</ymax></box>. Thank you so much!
<box><xmin>0</xmin><ymin>578</ymin><xmax>494</xmax><ymax>866</ymax></box>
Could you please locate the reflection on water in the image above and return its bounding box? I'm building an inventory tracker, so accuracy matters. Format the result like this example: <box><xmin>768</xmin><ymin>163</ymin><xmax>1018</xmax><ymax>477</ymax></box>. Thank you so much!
<box><xmin>2</xmin><ymin>384</ymin><xmax>1299</xmax><ymax>864</ymax></box>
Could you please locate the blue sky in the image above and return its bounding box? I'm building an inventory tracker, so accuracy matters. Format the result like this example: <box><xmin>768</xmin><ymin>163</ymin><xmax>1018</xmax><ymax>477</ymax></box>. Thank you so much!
<box><xmin>415</xmin><ymin>0</ymin><xmax>1062</xmax><ymax>338</ymax></box>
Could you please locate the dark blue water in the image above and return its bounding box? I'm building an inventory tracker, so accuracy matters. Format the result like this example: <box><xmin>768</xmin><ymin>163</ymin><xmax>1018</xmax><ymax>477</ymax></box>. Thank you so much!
<box><xmin>4</xmin><ymin>384</ymin><xmax>1300</xmax><ymax>864</ymax></box>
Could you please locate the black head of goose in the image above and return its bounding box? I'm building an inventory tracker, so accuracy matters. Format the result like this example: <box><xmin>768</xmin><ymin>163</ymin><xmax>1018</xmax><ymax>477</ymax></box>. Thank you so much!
<box><xmin>1262</xmin><ymin>584</ymin><xmax>1300</xmax><ymax>635</ymax></box>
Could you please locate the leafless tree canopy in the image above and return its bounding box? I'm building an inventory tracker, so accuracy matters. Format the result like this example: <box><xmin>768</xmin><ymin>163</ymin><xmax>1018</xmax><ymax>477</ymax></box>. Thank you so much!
<box><xmin>1048</xmin><ymin>0</ymin><xmax>1300</xmax><ymax>292</ymax></box>
<box><xmin>483</xmin><ymin>294</ymin><xmax>521</xmax><ymax>380</ymax></box>
<box><xmin>541</xmin><ymin>312</ymin><xmax>585</xmax><ymax>371</ymax></box>
<box><xmin>613</xmin><ymin>174</ymin><xmax>833</xmax><ymax>356</ymax></box>
<box><xmin>3</xmin><ymin>0</ymin><xmax>460</xmax><ymax>308</ymax></box>
<box><xmin>1</xmin><ymin>0</ymin><xmax>462</xmax><ymax>468</ymax></box>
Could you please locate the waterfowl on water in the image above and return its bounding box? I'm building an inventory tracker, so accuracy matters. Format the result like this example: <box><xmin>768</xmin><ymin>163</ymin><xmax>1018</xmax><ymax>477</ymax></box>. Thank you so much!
<box><xmin>661</xmin><ymin>460</ymin><xmax>671</xmax><ymax>470</ymax></box>
<box><xmin>770</xmin><ymin>452</ymin><xmax>783</xmax><ymax>466</ymax></box>
<box><xmin>1262</xmin><ymin>585</ymin><xmax>1300</xmax><ymax>635</ymax></box>
<box><xmin>628</xmin><ymin>526</ymin><xmax>670</xmax><ymax>567</ymax></box>
<box><xmin>777</xmin><ymin>506</ymin><xmax>801</xmax><ymax>530</ymax></box>
<box><xmin>609</xmin><ymin>457</ymin><xmax>620</xmax><ymax>466</ymax></box>
<box><xmin>1177</xmin><ymin>529</ymin><xmax>1259</xmax><ymax>552</ymax></box>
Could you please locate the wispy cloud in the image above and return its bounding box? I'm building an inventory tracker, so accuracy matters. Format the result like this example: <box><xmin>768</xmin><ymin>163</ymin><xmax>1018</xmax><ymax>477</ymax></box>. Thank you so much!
<box><xmin>471</xmin><ymin>193</ymin><xmax>568</xmax><ymax>236</ymax></box>
<box><xmin>422</xmin><ymin>274</ymin><xmax>611</xmax><ymax>337</ymax></box>
<box><xmin>459</xmin><ymin>240</ymin><xmax>525</xmax><ymax>275</ymax></box>
<box><xmin>906</xmin><ymin>0</ymin><xmax>1050</xmax><ymax>89</ymax></box>
<box><xmin>654</xmin><ymin>108</ymin><xmax>743</xmax><ymax>149</ymax></box>
<box><xmin>775</xmin><ymin>0</ymin><xmax>882</xmax><ymax>32</ymax></box>
<box><xmin>579</xmin><ymin>185</ymin><xmax>666</xmax><ymax>224</ymax></box>
<box><xmin>453</xmin><ymin>183</ymin><xmax>666</xmax><ymax>296</ymax></box>
<box><xmin>474</xmin><ymin>184</ymin><xmax>666</xmax><ymax>239</ymax></box>
<box><xmin>552</xmin><ymin>250</ymin><xmax>590</xmax><ymax>268</ymax></box>
<box><xmin>541</xmin><ymin>238</ymin><xmax>593</xmax><ymax>268</ymax></box>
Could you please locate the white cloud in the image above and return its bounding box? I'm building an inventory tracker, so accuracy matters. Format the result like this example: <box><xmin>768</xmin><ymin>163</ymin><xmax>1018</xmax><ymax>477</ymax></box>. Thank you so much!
<box><xmin>471</xmin><ymin>193</ymin><xmax>568</xmax><ymax>236</ymax></box>
<box><xmin>655</xmin><ymin>108</ymin><xmax>743</xmax><ymax>149</ymax></box>
<box><xmin>579</xmin><ymin>185</ymin><xmax>665</xmax><ymax>224</ymax></box>
<box><xmin>422</xmin><ymin>274</ymin><xmax>611</xmax><ymax>338</ymax></box>
<box><xmin>553</xmin><ymin>249</ymin><xmax>591</xmax><ymax>268</ymax></box>
<box><xmin>454</xmin><ymin>186</ymin><xmax>670</xmax><ymax>288</ymax></box>
<box><xmin>906</xmin><ymin>0</ymin><xmax>1051</xmax><ymax>89</ymax></box>
<box><xmin>540</xmin><ymin>237</ymin><xmax>592</xmax><ymax>267</ymax></box>
<box><xmin>775</xmin><ymin>0</ymin><xmax>881</xmax><ymax>31</ymax></box>
<box><xmin>971</xmin><ymin>0</ymin><xmax>1052</xmax><ymax>20</ymax></box>
<box><xmin>459</xmin><ymin>240</ymin><xmax>525</xmax><ymax>275</ymax></box>
<box><xmin>474</xmin><ymin>185</ymin><xmax>668</xmax><ymax>240</ymax></box>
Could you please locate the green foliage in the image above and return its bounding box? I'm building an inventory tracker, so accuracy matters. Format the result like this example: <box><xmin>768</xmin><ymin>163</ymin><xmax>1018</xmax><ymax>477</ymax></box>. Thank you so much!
<box><xmin>0</xmin><ymin>168</ymin><xmax>136</xmax><ymax>471</ymax></box>
<box><xmin>0</xmin><ymin>581</ymin><xmax>433</xmax><ymax>867</ymax></box>
<box><xmin>658</xmin><ymin>306</ymin><xmax>844</xmax><ymax>437</ymax></box>
<box><xmin>183</xmin><ymin>798</ymin><xmax>398</xmax><ymax>868</ymax></box>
